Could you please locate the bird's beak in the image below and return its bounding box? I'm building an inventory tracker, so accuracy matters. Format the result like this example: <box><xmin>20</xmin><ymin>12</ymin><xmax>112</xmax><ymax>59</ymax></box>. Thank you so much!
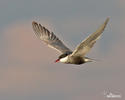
<box><xmin>55</xmin><ymin>59</ymin><xmax>60</xmax><ymax>63</ymax></box>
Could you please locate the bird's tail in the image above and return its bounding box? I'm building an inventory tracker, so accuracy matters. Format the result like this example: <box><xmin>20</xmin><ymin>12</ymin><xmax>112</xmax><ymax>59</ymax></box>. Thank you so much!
<box><xmin>84</xmin><ymin>57</ymin><xmax>101</xmax><ymax>62</ymax></box>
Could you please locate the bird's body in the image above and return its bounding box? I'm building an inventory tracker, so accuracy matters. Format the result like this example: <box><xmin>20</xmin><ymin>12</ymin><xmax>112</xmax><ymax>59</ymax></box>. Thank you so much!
<box><xmin>60</xmin><ymin>56</ymin><xmax>86</xmax><ymax>64</ymax></box>
<box><xmin>57</xmin><ymin>52</ymin><xmax>92</xmax><ymax>64</ymax></box>
<box><xmin>32</xmin><ymin>18</ymin><xmax>109</xmax><ymax>65</ymax></box>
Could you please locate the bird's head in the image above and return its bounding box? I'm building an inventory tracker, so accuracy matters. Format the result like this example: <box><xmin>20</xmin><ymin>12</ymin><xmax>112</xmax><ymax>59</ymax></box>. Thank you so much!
<box><xmin>55</xmin><ymin>53</ymin><xmax>69</xmax><ymax>63</ymax></box>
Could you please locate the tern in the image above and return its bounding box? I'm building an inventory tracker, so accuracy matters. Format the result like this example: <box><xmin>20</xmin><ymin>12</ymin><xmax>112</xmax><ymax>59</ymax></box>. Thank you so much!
<box><xmin>32</xmin><ymin>18</ymin><xmax>109</xmax><ymax>65</ymax></box>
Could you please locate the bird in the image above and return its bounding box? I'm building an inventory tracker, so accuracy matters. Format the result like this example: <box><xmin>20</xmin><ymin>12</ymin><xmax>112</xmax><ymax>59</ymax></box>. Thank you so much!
<box><xmin>32</xmin><ymin>18</ymin><xmax>109</xmax><ymax>65</ymax></box>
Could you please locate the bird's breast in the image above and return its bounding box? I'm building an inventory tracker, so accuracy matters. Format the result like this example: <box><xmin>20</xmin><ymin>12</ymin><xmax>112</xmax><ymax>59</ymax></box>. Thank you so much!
<box><xmin>60</xmin><ymin>56</ymin><xmax>69</xmax><ymax>63</ymax></box>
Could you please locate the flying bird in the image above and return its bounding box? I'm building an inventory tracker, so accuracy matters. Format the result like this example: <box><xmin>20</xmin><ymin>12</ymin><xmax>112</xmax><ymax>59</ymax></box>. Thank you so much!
<box><xmin>32</xmin><ymin>18</ymin><xmax>109</xmax><ymax>65</ymax></box>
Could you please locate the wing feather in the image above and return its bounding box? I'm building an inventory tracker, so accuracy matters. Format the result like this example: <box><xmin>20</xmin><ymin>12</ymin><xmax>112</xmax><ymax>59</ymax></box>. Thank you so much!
<box><xmin>32</xmin><ymin>21</ymin><xmax>71</xmax><ymax>54</ymax></box>
<box><xmin>70</xmin><ymin>18</ymin><xmax>109</xmax><ymax>57</ymax></box>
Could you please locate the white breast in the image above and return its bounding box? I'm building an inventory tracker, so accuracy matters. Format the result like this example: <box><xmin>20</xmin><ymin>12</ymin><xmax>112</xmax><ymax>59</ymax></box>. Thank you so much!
<box><xmin>60</xmin><ymin>56</ymin><xmax>68</xmax><ymax>63</ymax></box>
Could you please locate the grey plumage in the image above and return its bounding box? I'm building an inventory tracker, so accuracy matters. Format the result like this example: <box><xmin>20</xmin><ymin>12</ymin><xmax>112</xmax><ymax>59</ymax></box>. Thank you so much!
<box><xmin>32</xmin><ymin>21</ymin><xmax>71</xmax><ymax>54</ymax></box>
<box><xmin>32</xmin><ymin>18</ymin><xmax>109</xmax><ymax>65</ymax></box>
<box><xmin>70</xmin><ymin>18</ymin><xmax>109</xmax><ymax>57</ymax></box>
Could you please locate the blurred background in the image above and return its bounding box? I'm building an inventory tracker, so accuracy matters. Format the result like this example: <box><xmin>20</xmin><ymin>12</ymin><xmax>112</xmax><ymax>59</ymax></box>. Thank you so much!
<box><xmin>0</xmin><ymin>0</ymin><xmax>125</xmax><ymax>100</ymax></box>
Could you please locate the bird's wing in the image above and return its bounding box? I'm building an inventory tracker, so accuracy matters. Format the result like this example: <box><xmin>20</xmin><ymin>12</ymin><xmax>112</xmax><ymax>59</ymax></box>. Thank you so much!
<box><xmin>70</xmin><ymin>18</ymin><xmax>109</xmax><ymax>57</ymax></box>
<box><xmin>32</xmin><ymin>21</ymin><xmax>71</xmax><ymax>54</ymax></box>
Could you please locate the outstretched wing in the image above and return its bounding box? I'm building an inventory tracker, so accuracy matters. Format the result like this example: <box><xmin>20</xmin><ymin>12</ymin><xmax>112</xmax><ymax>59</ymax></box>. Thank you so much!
<box><xmin>70</xmin><ymin>18</ymin><xmax>109</xmax><ymax>57</ymax></box>
<box><xmin>32</xmin><ymin>21</ymin><xmax>71</xmax><ymax>54</ymax></box>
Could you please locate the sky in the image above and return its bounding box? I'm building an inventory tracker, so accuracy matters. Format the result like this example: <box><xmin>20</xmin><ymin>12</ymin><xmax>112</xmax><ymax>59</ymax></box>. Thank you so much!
<box><xmin>0</xmin><ymin>0</ymin><xmax>125</xmax><ymax>100</ymax></box>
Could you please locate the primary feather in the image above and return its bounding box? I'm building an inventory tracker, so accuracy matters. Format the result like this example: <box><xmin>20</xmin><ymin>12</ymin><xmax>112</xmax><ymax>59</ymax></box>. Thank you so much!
<box><xmin>32</xmin><ymin>21</ymin><xmax>71</xmax><ymax>54</ymax></box>
<box><xmin>70</xmin><ymin>18</ymin><xmax>109</xmax><ymax>57</ymax></box>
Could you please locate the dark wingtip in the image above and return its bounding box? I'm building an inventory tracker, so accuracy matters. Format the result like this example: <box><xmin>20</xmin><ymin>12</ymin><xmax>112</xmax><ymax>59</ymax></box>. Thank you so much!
<box><xmin>105</xmin><ymin>17</ymin><xmax>110</xmax><ymax>24</ymax></box>
<box><xmin>32</xmin><ymin>21</ymin><xmax>44</xmax><ymax>28</ymax></box>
